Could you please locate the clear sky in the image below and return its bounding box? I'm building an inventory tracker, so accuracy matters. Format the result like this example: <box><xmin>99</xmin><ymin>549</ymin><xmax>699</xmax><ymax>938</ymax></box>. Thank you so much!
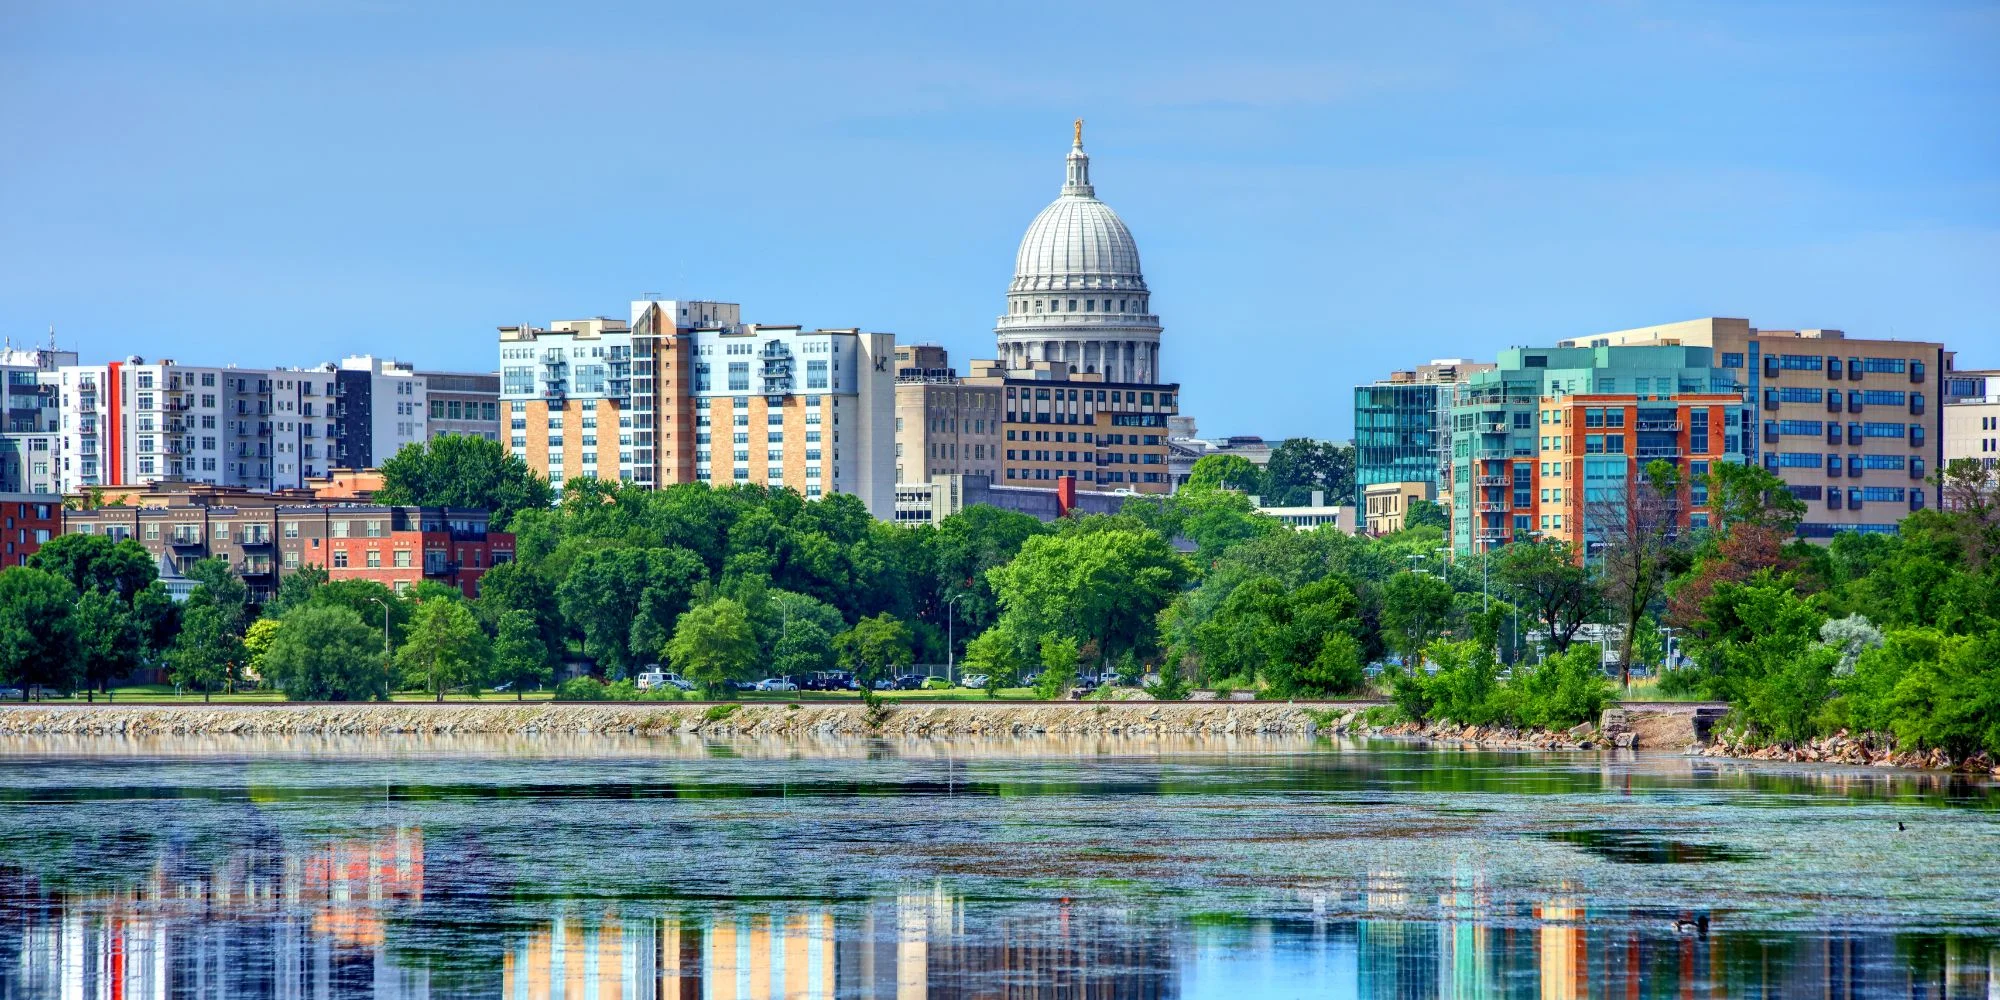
<box><xmin>3</xmin><ymin>1</ymin><xmax>1995</xmax><ymax>439</ymax></box>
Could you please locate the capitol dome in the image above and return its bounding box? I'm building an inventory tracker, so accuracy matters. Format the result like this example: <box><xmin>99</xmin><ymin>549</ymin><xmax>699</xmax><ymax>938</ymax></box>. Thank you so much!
<box><xmin>994</xmin><ymin>123</ymin><xmax>1164</xmax><ymax>384</ymax></box>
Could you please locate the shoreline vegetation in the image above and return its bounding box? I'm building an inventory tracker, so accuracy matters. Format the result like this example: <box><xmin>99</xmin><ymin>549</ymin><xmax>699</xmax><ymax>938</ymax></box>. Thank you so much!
<box><xmin>4</xmin><ymin>451</ymin><xmax>1996</xmax><ymax>777</ymax></box>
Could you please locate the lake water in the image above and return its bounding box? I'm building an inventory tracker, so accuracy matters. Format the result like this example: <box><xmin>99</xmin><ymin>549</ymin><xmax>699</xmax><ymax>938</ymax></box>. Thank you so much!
<box><xmin>1</xmin><ymin>736</ymin><xmax>1996</xmax><ymax>998</ymax></box>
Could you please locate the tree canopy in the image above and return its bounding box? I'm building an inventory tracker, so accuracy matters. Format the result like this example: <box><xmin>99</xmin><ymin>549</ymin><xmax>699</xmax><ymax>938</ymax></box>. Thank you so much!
<box><xmin>375</xmin><ymin>434</ymin><xmax>554</xmax><ymax>528</ymax></box>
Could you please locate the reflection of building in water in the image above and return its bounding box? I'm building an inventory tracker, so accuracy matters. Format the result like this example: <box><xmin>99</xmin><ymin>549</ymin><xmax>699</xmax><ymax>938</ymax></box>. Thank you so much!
<box><xmin>1534</xmin><ymin>899</ymin><xmax>1586</xmax><ymax>1000</ymax></box>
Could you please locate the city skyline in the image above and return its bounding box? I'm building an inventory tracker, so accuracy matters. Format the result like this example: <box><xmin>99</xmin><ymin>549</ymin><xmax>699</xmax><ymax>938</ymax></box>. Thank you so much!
<box><xmin>4</xmin><ymin>1</ymin><xmax>1996</xmax><ymax>440</ymax></box>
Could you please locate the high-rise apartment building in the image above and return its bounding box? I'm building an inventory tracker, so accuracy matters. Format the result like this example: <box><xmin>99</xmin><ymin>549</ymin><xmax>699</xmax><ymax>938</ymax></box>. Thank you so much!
<box><xmin>53</xmin><ymin>359</ymin><xmax>339</xmax><ymax>494</ymax></box>
<box><xmin>499</xmin><ymin>299</ymin><xmax>896</xmax><ymax>518</ymax></box>
<box><xmin>1448</xmin><ymin>344</ymin><xmax>1741</xmax><ymax>554</ymax></box>
<box><xmin>1560</xmin><ymin>319</ymin><xmax>1947</xmax><ymax>539</ymax></box>
<box><xmin>324</xmin><ymin>356</ymin><xmax>429</xmax><ymax>469</ymax></box>
<box><xmin>0</xmin><ymin>345</ymin><xmax>74</xmax><ymax>494</ymax></box>
<box><xmin>893</xmin><ymin>346</ymin><xmax>1002</xmax><ymax>485</ymax></box>
<box><xmin>1533</xmin><ymin>392</ymin><xmax>1741</xmax><ymax>555</ymax></box>
<box><xmin>1354</xmin><ymin>359</ymin><xmax>1493</xmax><ymax>512</ymax></box>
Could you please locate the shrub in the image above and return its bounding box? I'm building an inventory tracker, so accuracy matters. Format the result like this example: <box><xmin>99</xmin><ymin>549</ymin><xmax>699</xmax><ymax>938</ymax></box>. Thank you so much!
<box><xmin>1499</xmin><ymin>646</ymin><xmax>1614</xmax><ymax>730</ymax></box>
<box><xmin>554</xmin><ymin>676</ymin><xmax>608</xmax><ymax>701</ymax></box>
<box><xmin>1421</xmin><ymin>640</ymin><xmax>1502</xmax><ymax>726</ymax></box>
<box><xmin>703</xmin><ymin>703</ymin><xmax>740</xmax><ymax>722</ymax></box>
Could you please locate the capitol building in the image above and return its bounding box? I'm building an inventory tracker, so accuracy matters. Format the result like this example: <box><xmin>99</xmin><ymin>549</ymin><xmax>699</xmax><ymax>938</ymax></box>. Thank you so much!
<box><xmin>894</xmin><ymin>122</ymin><xmax>1182</xmax><ymax>505</ymax></box>
<box><xmin>993</xmin><ymin>121</ymin><xmax>1164</xmax><ymax>385</ymax></box>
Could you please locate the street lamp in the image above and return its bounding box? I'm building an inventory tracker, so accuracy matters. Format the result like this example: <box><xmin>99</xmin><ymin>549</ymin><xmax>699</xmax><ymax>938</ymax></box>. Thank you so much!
<box><xmin>944</xmin><ymin>594</ymin><xmax>966</xmax><ymax>685</ymax></box>
<box><xmin>367</xmin><ymin>596</ymin><xmax>392</xmax><ymax>658</ymax></box>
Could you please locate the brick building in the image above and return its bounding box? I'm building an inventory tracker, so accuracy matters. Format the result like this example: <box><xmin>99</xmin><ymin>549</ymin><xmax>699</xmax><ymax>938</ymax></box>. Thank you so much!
<box><xmin>0</xmin><ymin>493</ymin><xmax>60</xmax><ymax>568</ymax></box>
<box><xmin>63</xmin><ymin>500</ymin><xmax>511</xmax><ymax>600</ymax></box>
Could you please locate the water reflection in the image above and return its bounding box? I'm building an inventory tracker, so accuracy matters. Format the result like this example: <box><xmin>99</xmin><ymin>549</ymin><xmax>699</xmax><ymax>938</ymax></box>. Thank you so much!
<box><xmin>2</xmin><ymin>741</ymin><xmax>1997</xmax><ymax>998</ymax></box>
<box><xmin>8</xmin><ymin>835</ymin><xmax>1998</xmax><ymax>998</ymax></box>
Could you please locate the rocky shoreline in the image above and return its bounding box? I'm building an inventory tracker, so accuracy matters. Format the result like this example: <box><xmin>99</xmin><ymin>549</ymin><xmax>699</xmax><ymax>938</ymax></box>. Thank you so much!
<box><xmin>1685</xmin><ymin>728</ymin><xmax>2000</xmax><ymax>775</ymax></box>
<box><xmin>0</xmin><ymin>702</ymin><xmax>1329</xmax><ymax>739</ymax></box>
<box><xmin>0</xmin><ymin>701</ymin><xmax>1702</xmax><ymax>750</ymax></box>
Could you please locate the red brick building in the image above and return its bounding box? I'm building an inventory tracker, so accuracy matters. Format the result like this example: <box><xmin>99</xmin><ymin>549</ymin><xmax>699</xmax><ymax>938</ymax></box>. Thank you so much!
<box><xmin>0</xmin><ymin>494</ymin><xmax>60</xmax><ymax>568</ymax></box>
<box><xmin>63</xmin><ymin>500</ymin><xmax>512</xmax><ymax>599</ymax></box>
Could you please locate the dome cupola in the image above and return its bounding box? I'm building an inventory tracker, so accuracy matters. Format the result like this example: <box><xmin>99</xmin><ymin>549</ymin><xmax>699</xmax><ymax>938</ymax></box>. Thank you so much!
<box><xmin>994</xmin><ymin>121</ymin><xmax>1165</xmax><ymax>384</ymax></box>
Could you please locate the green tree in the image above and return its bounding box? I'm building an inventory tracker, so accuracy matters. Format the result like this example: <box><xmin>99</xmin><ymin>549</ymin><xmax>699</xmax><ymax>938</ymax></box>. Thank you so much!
<box><xmin>242</xmin><ymin>617</ymin><xmax>282</xmax><ymax>686</ymax></box>
<box><xmin>1498</xmin><ymin>644</ymin><xmax>1614</xmax><ymax>730</ymax></box>
<box><xmin>185</xmin><ymin>558</ymin><xmax>251</xmax><ymax>634</ymax></box>
<box><xmin>988</xmin><ymin>529</ymin><xmax>1190</xmax><ymax>670</ymax></box>
<box><xmin>926</xmin><ymin>505</ymin><xmax>1049</xmax><ymax>641</ymax></box>
<box><xmin>264</xmin><ymin>563</ymin><xmax>327</xmax><ymax>617</ymax></box>
<box><xmin>962</xmin><ymin>625</ymin><xmax>1030</xmax><ymax>692</ymax></box>
<box><xmin>397</xmin><ymin>599</ymin><xmax>492</xmax><ymax>701</ymax></box>
<box><xmin>558</xmin><ymin>547</ymin><xmax>706</xmax><ymax>676</ymax></box>
<box><xmin>666</xmin><ymin>598</ymin><xmax>759</xmax><ymax>697</ymax></box>
<box><xmin>771</xmin><ymin>619</ymin><xmax>835</xmax><ymax>680</ymax></box>
<box><xmin>472</xmin><ymin>559</ymin><xmax>564</xmax><ymax>662</ymax></box>
<box><xmin>263</xmin><ymin>604</ymin><xmax>390</xmax><ymax>702</ymax></box>
<box><xmin>1846</xmin><ymin>628</ymin><xmax>2000</xmax><ymax>759</ymax></box>
<box><xmin>168</xmin><ymin>602</ymin><xmax>244</xmax><ymax>702</ymax></box>
<box><xmin>1493</xmin><ymin>540</ymin><xmax>1600</xmax><ymax>653</ymax></box>
<box><xmin>375</xmin><ymin>434</ymin><xmax>553</xmax><ymax>529</ymax></box>
<box><xmin>1402</xmin><ymin>499</ymin><xmax>1449</xmax><ymax>531</ymax></box>
<box><xmin>1260</xmin><ymin>439</ymin><xmax>1355</xmax><ymax>507</ymax></box>
<box><xmin>0</xmin><ymin>566</ymin><xmax>80</xmax><ymax>700</ymax></box>
<box><xmin>27</xmin><ymin>533</ymin><xmax>156</xmax><ymax>602</ymax></box>
<box><xmin>1379</xmin><ymin>571</ymin><xmax>1453</xmax><ymax>669</ymax></box>
<box><xmin>491</xmin><ymin>609</ymin><xmax>555</xmax><ymax>700</ymax></box>
<box><xmin>1185</xmin><ymin>454</ymin><xmax>1263</xmax><ymax>494</ymax></box>
<box><xmin>836</xmin><ymin>613</ymin><xmax>914</xmax><ymax>693</ymax></box>
<box><xmin>1033</xmin><ymin>634</ymin><xmax>1080</xmax><ymax>700</ymax></box>
<box><xmin>70</xmin><ymin>588</ymin><xmax>140</xmax><ymax>694</ymax></box>
<box><xmin>1592</xmin><ymin>459</ymin><xmax>1686</xmax><ymax>684</ymax></box>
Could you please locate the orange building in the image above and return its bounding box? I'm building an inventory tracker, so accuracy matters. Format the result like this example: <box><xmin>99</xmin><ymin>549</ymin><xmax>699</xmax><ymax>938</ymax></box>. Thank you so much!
<box><xmin>1534</xmin><ymin>393</ymin><xmax>1737</xmax><ymax>556</ymax></box>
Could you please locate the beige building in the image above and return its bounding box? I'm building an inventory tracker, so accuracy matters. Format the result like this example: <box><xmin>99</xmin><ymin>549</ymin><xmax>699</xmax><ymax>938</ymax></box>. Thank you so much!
<box><xmin>961</xmin><ymin>358</ymin><xmax>1178</xmax><ymax>494</ymax></box>
<box><xmin>499</xmin><ymin>300</ymin><xmax>897</xmax><ymax>518</ymax></box>
<box><xmin>893</xmin><ymin>345</ymin><xmax>1003</xmax><ymax>485</ymax></box>
<box><xmin>1943</xmin><ymin>369</ymin><xmax>2000</xmax><ymax>477</ymax></box>
<box><xmin>1560</xmin><ymin>318</ymin><xmax>1948</xmax><ymax>539</ymax></box>
<box><xmin>1363</xmin><ymin>481</ymin><xmax>1432</xmax><ymax>535</ymax></box>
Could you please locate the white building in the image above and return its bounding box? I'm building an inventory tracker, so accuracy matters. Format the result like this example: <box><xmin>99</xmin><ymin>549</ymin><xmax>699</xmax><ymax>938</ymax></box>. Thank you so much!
<box><xmin>1</xmin><ymin>345</ymin><xmax>75</xmax><ymax>494</ymax></box>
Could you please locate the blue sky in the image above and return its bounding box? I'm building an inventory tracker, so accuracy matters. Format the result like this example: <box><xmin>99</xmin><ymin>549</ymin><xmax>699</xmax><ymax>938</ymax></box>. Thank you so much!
<box><xmin>3</xmin><ymin>1</ymin><xmax>1995</xmax><ymax>439</ymax></box>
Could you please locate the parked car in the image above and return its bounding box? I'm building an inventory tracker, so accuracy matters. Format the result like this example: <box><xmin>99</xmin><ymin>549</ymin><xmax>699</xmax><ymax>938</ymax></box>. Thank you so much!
<box><xmin>756</xmin><ymin>677</ymin><xmax>799</xmax><ymax>692</ymax></box>
<box><xmin>892</xmin><ymin>674</ymin><xmax>926</xmax><ymax>691</ymax></box>
<box><xmin>805</xmin><ymin>670</ymin><xmax>852</xmax><ymax>691</ymax></box>
<box><xmin>960</xmin><ymin>674</ymin><xmax>989</xmax><ymax>689</ymax></box>
<box><xmin>921</xmin><ymin>677</ymin><xmax>954</xmax><ymax>690</ymax></box>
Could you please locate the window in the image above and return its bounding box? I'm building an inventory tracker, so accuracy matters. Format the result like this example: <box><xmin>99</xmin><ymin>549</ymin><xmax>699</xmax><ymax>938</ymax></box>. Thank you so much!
<box><xmin>1861</xmin><ymin>358</ymin><xmax>1907</xmax><ymax>374</ymax></box>
<box><xmin>1721</xmin><ymin>352</ymin><xmax>1745</xmax><ymax>368</ymax></box>
<box><xmin>1777</xmin><ymin>354</ymin><xmax>1825</xmax><ymax>371</ymax></box>
<box><xmin>1776</xmin><ymin>420</ymin><xmax>1823</xmax><ymax>436</ymax></box>
<box><xmin>332</xmin><ymin>550</ymin><xmax>349</xmax><ymax>568</ymax></box>
<box><xmin>394</xmin><ymin>550</ymin><xmax>412</xmax><ymax>568</ymax></box>
<box><xmin>365</xmin><ymin>549</ymin><xmax>382</xmax><ymax>568</ymax></box>
<box><xmin>1776</xmin><ymin>387</ymin><xmax>1823</xmax><ymax>403</ymax></box>
<box><xmin>1862</xmin><ymin>422</ymin><xmax>1906</xmax><ymax>438</ymax></box>
<box><xmin>1775</xmin><ymin>453</ymin><xmax>1823</xmax><ymax>468</ymax></box>
<box><xmin>1859</xmin><ymin>390</ymin><xmax>1906</xmax><ymax>405</ymax></box>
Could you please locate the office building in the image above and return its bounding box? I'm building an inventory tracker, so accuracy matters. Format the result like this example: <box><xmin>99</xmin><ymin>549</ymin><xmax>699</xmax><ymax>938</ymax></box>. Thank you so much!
<box><xmin>1562</xmin><ymin>318</ymin><xmax>1947</xmax><ymax>539</ymax></box>
<box><xmin>500</xmin><ymin>300</ymin><xmax>896</xmax><ymax>518</ymax></box>
<box><xmin>1942</xmin><ymin>368</ymin><xmax>2000</xmax><ymax>477</ymax></box>
<box><xmin>1253</xmin><ymin>491</ymin><xmax>1357</xmax><ymax>533</ymax></box>
<box><xmin>1</xmin><ymin>345</ymin><xmax>73</xmax><ymax>494</ymax></box>
<box><xmin>962</xmin><ymin>358</ymin><xmax>1178</xmax><ymax>492</ymax></box>
<box><xmin>893</xmin><ymin>346</ymin><xmax>1002</xmax><ymax>485</ymax></box>
<box><xmin>324</xmin><ymin>356</ymin><xmax>428</xmax><ymax>469</ymax></box>
<box><xmin>1354</xmin><ymin>359</ymin><xmax>1492</xmax><ymax>512</ymax></box>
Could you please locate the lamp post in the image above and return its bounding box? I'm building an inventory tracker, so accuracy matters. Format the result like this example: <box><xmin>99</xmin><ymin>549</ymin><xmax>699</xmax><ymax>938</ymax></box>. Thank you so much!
<box><xmin>944</xmin><ymin>594</ymin><xmax>966</xmax><ymax>685</ymax></box>
<box><xmin>1659</xmin><ymin>625</ymin><xmax>1678</xmax><ymax>674</ymax></box>
<box><xmin>367</xmin><ymin>596</ymin><xmax>392</xmax><ymax>658</ymax></box>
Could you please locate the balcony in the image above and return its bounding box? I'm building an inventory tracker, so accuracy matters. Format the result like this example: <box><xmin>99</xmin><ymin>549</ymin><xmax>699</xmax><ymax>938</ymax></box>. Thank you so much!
<box><xmin>1635</xmin><ymin>420</ymin><xmax>1680</xmax><ymax>432</ymax></box>
<box><xmin>1475</xmin><ymin>500</ymin><xmax>1509</xmax><ymax>512</ymax></box>
<box><xmin>238</xmin><ymin>561</ymin><xmax>277</xmax><ymax>578</ymax></box>
<box><xmin>1636</xmin><ymin>447</ymin><xmax>1682</xmax><ymax>459</ymax></box>
<box><xmin>170</xmin><ymin>533</ymin><xmax>204</xmax><ymax>549</ymax></box>
<box><xmin>1476</xmin><ymin>474</ymin><xmax>1510</xmax><ymax>486</ymax></box>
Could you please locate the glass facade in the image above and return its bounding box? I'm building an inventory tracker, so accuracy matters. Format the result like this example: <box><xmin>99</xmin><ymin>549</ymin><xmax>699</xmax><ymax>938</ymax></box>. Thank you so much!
<box><xmin>1353</xmin><ymin>382</ymin><xmax>1446</xmax><ymax>509</ymax></box>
